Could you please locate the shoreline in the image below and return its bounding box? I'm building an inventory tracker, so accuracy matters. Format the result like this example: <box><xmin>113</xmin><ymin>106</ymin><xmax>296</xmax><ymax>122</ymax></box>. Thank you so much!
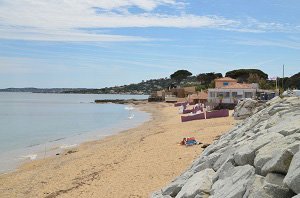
<box><xmin>0</xmin><ymin>102</ymin><xmax>235</xmax><ymax>198</ymax></box>
<box><xmin>0</xmin><ymin>102</ymin><xmax>150</xmax><ymax>175</ymax></box>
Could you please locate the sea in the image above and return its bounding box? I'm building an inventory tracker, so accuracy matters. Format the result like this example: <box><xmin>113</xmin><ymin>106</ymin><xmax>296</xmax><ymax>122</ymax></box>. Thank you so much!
<box><xmin>0</xmin><ymin>92</ymin><xmax>150</xmax><ymax>174</ymax></box>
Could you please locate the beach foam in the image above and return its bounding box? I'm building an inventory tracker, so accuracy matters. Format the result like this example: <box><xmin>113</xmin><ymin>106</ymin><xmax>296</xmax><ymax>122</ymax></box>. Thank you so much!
<box><xmin>20</xmin><ymin>154</ymin><xmax>37</xmax><ymax>160</ymax></box>
<box><xmin>125</xmin><ymin>106</ymin><xmax>135</xmax><ymax>110</ymax></box>
<box><xmin>60</xmin><ymin>144</ymin><xmax>78</xmax><ymax>149</ymax></box>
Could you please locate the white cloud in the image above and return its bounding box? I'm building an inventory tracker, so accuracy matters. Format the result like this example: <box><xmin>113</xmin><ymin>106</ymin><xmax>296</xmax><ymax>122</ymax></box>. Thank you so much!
<box><xmin>236</xmin><ymin>38</ymin><xmax>300</xmax><ymax>50</ymax></box>
<box><xmin>0</xmin><ymin>0</ymin><xmax>236</xmax><ymax>41</ymax></box>
<box><xmin>0</xmin><ymin>26</ymin><xmax>149</xmax><ymax>42</ymax></box>
<box><xmin>0</xmin><ymin>0</ymin><xmax>298</xmax><ymax>41</ymax></box>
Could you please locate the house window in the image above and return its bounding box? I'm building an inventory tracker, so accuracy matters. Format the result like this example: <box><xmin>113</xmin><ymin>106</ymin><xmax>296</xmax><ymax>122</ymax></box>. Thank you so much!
<box><xmin>232</xmin><ymin>92</ymin><xmax>237</xmax><ymax>97</ymax></box>
<box><xmin>217</xmin><ymin>92</ymin><xmax>224</xmax><ymax>97</ymax></box>
<box><xmin>210</xmin><ymin>92</ymin><xmax>215</xmax><ymax>98</ymax></box>
<box><xmin>223</xmin><ymin>82</ymin><xmax>229</xmax><ymax>86</ymax></box>
<box><xmin>245</xmin><ymin>92</ymin><xmax>253</xmax><ymax>98</ymax></box>
<box><xmin>224</xmin><ymin>92</ymin><xmax>230</xmax><ymax>98</ymax></box>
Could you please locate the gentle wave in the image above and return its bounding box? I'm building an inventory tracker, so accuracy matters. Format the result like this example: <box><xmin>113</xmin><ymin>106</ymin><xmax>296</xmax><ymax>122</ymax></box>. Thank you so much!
<box><xmin>49</xmin><ymin>137</ymin><xmax>66</xmax><ymax>142</ymax></box>
<box><xmin>59</xmin><ymin>144</ymin><xmax>78</xmax><ymax>149</ymax></box>
<box><xmin>26</xmin><ymin>143</ymin><xmax>41</xmax><ymax>148</ymax></box>
<box><xmin>125</xmin><ymin>106</ymin><xmax>135</xmax><ymax>110</ymax></box>
<box><xmin>20</xmin><ymin>154</ymin><xmax>37</xmax><ymax>160</ymax></box>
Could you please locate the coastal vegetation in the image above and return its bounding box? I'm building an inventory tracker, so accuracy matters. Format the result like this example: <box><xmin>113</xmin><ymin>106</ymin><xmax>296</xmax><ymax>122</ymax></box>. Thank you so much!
<box><xmin>225</xmin><ymin>69</ymin><xmax>268</xmax><ymax>82</ymax></box>
<box><xmin>286</xmin><ymin>72</ymin><xmax>300</xmax><ymax>89</ymax></box>
<box><xmin>196</xmin><ymin>72</ymin><xmax>223</xmax><ymax>89</ymax></box>
<box><xmin>170</xmin><ymin>70</ymin><xmax>193</xmax><ymax>84</ymax></box>
<box><xmin>0</xmin><ymin>70</ymin><xmax>299</xmax><ymax>95</ymax></box>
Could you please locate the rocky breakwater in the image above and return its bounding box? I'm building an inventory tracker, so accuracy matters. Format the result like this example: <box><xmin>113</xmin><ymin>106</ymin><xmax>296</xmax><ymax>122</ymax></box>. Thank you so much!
<box><xmin>152</xmin><ymin>96</ymin><xmax>300</xmax><ymax>198</ymax></box>
<box><xmin>232</xmin><ymin>98</ymin><xmax>261</xmax><ymax>120</ymax></box>
<box><xmin>94</xmin><ymin>99</ymin><xmax>147</xmax><ymax>105</ymax></box>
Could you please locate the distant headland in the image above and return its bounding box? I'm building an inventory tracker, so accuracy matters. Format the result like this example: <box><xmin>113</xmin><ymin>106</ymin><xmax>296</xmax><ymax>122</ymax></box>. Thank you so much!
<box><xmin>1</xmin><ymin>69</ymin><xmax>299</xmax><ymax>95</ymax></box>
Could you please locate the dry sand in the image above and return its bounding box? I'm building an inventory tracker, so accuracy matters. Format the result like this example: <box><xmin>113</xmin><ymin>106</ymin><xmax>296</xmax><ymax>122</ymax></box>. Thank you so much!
<box><xmin>0</xmin><ymin>102</ymin><xmax>235</xmax><ymax>198</ymax></box>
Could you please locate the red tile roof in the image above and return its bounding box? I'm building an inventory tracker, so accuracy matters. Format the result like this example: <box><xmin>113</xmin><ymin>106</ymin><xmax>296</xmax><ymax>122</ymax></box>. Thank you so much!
<box><xmin>219</xmin><ymin>83</ymin><xmax>254</xmax><ymax>89</ymax></box>
<box><xmin>215</xmin><ymin>77</ymin><xmax>237</xmax><ymax>82</ymax></box>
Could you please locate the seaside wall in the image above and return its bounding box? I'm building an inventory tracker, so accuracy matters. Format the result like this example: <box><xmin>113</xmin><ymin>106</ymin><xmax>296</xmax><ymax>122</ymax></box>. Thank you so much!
<box><xmin>152</xmin><ymin>96</ymin><xmax>300</xmax><ymax>198</ymax></box>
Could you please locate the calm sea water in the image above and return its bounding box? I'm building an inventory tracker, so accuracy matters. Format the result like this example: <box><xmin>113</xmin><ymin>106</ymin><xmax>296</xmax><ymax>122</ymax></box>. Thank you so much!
<box><xmin>0</xmin><ymin>93</ymin><xmax>150</xmax><ymax>173</ymax></box>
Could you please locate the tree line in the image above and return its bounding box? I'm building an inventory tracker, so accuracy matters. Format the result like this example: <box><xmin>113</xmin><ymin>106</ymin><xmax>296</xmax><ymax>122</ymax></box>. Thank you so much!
<box><xmin>170</xmin><ymin>69</ymin><xmax>300</xmax><ymax>90</ymax></box>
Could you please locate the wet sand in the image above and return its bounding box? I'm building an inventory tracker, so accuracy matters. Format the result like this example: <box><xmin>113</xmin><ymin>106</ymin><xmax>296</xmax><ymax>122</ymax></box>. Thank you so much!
<box><xmin>0</xmin><ymin>102</ymin><xmax>235</xmax><ymax>198</ymax></box>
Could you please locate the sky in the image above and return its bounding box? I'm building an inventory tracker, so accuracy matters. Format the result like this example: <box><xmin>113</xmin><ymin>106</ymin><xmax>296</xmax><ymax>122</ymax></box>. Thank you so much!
<box><xmin>0</xmin><ymin>0</ymin><xmax>299</xmax><ymax>88</ymax></box>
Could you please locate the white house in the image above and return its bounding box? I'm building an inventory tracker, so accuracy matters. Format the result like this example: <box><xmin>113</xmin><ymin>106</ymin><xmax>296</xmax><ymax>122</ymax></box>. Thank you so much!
<box><xmin>208</xmin><ymin>77</ymin><xmax>259</xmax><ymax>104</ymax></box>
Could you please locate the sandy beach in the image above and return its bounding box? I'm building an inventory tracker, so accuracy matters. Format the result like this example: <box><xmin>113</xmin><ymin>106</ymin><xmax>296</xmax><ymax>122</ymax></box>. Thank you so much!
<box><xmin>0</xmin><ymin>102</ymin><xmax>235</xmax><ymax>198</ymax></box>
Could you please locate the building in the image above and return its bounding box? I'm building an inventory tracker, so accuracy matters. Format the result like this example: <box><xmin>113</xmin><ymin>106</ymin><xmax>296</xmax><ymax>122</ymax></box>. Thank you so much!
<box><xmin>148</xmin><ymin>90</ymin><xmax>165</xmax><ymax>102</ymax></box>
<box><xmin>215</xmin><ymin>77</ymin><xmax>238</xmax><ymax>88</ymax></box>
<box><xmin>208</xmin><ymin>77</ymin><xmax>278</xmax><ymax>104</ymax></box>
<box><xmin>165</xmin><ymin>86</ymin><xmax>196</xmax><ymax>98</ymax></box>
<box><xmin>208</xmin><ymin>83</ymin><xmax>259</xmax><ymax>104</ymax></box>
<box><xmin>208</xmin><ymin>77</ymin><xmax>260</xmax><ymax>104</ymax></box>
<box><xmin>188</xmin><ymin>91</ymin><xmax>208</xmax><ymax>104</ymax></box>
<box><xmin>183</xmin><ymin>86</ymin><xmax>196</xmax><ymax>96</ymax></box>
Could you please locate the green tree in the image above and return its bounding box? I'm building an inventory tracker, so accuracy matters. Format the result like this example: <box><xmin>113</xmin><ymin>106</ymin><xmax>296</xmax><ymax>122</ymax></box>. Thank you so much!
<box><xmin>226</xmin><ymin>69</ymin><xmax>268</xmax><ymax>83</ymax></box>
<box><xmin>247</xmin><ymin>73</ymin><xmax>261</xmax><ymax>83</ymax></box>
<box><xmin>258</xmin><ymin>79</ymin><xmax>275</xmax><ymax>90</ymax></box>
<box><xmin>286</xmin><ymin>72</ymin><xmax>300</xmax><ymax>89</ymax></box>
<box><xmin>197</xmin><ymin>72</ymin><xmax>223</xmax><ymax>86</ymax></box>
<box><xmin>170</xmin><ymin>70</ymin><xmax>192</xmax><ymax>84</ymax></box>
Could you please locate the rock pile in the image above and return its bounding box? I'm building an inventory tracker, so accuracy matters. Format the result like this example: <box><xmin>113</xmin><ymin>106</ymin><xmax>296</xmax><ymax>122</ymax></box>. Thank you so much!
<box><xmin>232</xmin><ymin>98</ymin><xmax>260</xmax><ymax>120</ymax></box>
<box><xmin>152</xmin><ymin>97</ymin><xmax>300</xmax><ymax>198</ymax></box>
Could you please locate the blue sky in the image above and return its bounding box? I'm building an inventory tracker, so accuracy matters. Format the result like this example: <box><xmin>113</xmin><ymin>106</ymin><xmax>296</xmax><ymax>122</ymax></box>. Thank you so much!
<box><xmin>0</xmin><ymin>0</ymin><xmax>299</xmax><ymax>88</ymax></box>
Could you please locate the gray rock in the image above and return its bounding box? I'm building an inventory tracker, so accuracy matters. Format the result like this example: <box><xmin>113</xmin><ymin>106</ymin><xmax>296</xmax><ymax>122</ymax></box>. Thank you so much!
<box><xmin>175</xmin><ymin>168</ymin><xmax>215</xmax><ymax>198</ymax></box>
<box><xmin>263</xmin><ymin>173</ymin><xmax>295</xmax><ymax>198</ymax></box>
<box><xmin>267</xmin><ymin>111</ymin><xmax>300</xmax><ymax>136</ymax></box>
<box><xmin>268</xmin><ymin>103</ymin><xmax>291</xmax><ymax>116</ymax></box>
<box><xmin>192</xmin><ymin>152</ymin><xmax>221</xmax><ymax>172</ymax></box>
<box><xmin>201</xmin><ymin>140</ymin><xmax>229</xmax><ymax>157</ymax></box>
<box><xmin>213</xmin><ymin>147</ymin><xmax>236</xmax><ymax>171</ymax></box>
<box><xmin>292</xmin><ymin>194</ymin><xmax>300</xmax><ymax>198</ymax></box>
<box><xmin>265</xmin><ymin>96</ymin><xmax>282</xmax><ymax>106</ymax></box>
<box><xmin>233</xmin><ymin>132</ymin><xmax>283</xmax><ymax>166</ymax></box>
<box><xmin>284</xmin><ymin>149</ymin><xmax>300</xmax><ymax>194</ymax></box>
<box><xmin>261</xmin><ymin>149</ymin><xmax>293</xmax><ymax>175</ymax></box>
<box><xmin>211</xmin><ymin>165</ymin><xmax>255</xmax><ymax>198</ymax></box>
<box><xmin>254</xmin><ymin>136</ymin><xmax>298</xmax><ymax>175</ymax></box>
<box><xmin>194</xmin><ymin>195</ymin><xmax>203</xmax><ymax>198</ymax></box>
<box><xmin>151</xmin><ymin>191</ymin><xmax>172</xmax><ymax>198</ymax></box>
<box><xmin>243</xmin><ymin>175</ymin><xmax>270</xmax><ymax>198</ymax></box>
<box><xmin>161</xmin><ymin>170</ymin><xmax>195</xmax><ymax>197</ymax></box>
<box><xmin>152</xmin><ymin>97</ymin><xmax>300</xmax><ymax>198</ymax></box>
<box><xmin>212</xmin><ymin>158</ymin><xmax>235</xmax><ymax>183</ymax></box>
<box><xmin>233</xmin><ymin>99</ymin><xmax>259</xmax><ymax>120</ymax></box>
<box><xmin>243</xmin><ymin>173</ymin><xmax>295</xmax><ymax>198</ymax></box>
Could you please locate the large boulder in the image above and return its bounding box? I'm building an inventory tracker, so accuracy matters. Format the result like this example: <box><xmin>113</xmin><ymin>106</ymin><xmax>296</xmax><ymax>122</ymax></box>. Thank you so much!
<box><xmin>175</xmin><ymin>168</ymin><xmax>215</xmax><ymax>198</ymax></box>
<box><xmin>243</xmin><ymin>175</ymin><xmax>270</xmax><ymax>198</ymax></box>
<box><xmin>262</xmin><ymin>173</ymin><xmax>295</xmax><ymax>198</ymax></box>
<box><xmin>233</xmin><ymin>98</ymin><xmax>260</xmax><ymax>120</ymax></box>
<box><xmin>284</xmin><ymin>149</ymin><xmax>300</xmax><ymax>194</ymax></box>
<box><xmin>192</xmin><ymin>152</ymin><xmax>221</xmax><ymax>172</ymax></box>
<box><xmin>254</xmin><ymin>134</ymin><xmax>299</xmax><ymax>175</ymax></box>
<box><xmin>233</xmin><ymin>132</ymin><xmax>283</xmax><ymax>166</ymax></box>
<box><xmin>210</xmin><ymin>165</ymin><xmax>255</xmax><ymax>198</ymax></box>
<box><xmin>151</xmin><ymin>191</ymin><xmax>172</xmax><ymax>198</ymax></box>
<box><xmin>160</xmin><ymin>170</ymin><xmax>195</xmax><ymax>197</ymax></box>
<box><xmin>261</xmin><ymin>149</ymin><xmax>294</xmax><ymax>175</ymax></box>
<box><xmin>244</xmin><ymin>173</ymin><xmax>296</xmax><ymax>198</ymax></box>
